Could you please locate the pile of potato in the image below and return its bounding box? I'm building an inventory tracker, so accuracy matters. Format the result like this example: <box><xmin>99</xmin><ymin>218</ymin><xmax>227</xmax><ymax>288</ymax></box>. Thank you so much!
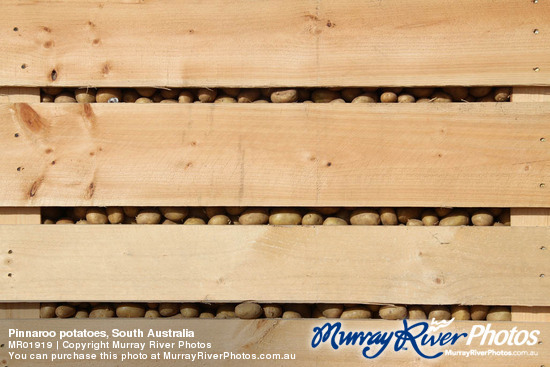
<box><xmin>40</xmin><ymin>87</ymin><xmax>511</xmax><ymax>104</ymax></box>
<box><xmin>42</xmin><ymin>207</ymin><xmax>510</xmax><ymax>226</ymax></box>
<box><xmin>40</xmin><ymin>302</ymin><xmax>511</xmax><ymax>321</ymax></box>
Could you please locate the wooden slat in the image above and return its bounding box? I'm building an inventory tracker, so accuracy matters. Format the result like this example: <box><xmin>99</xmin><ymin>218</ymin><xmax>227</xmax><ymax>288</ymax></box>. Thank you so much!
<box><xmin>1</xmin><ymin>0</ymin><xmax>548</xmax><ymax>87</ymax></box>
<box><xmin>1</xmin><ymin>103</ymin><xmax>549</xmax><ymax>207</ymax></box>
<box><xmin>0</xmin><ymin>226</ymin><xmax>548</xmax><ymax>304</ymax></box>
<box><xmin>511</xmin><ymin>86</ymin><xmax>550</xmax><ymax>323</ymax></box>
<box><xmin>0</xmin><ymin>319</ymin><xmax>548</xmax><ymax>366</ymax></box>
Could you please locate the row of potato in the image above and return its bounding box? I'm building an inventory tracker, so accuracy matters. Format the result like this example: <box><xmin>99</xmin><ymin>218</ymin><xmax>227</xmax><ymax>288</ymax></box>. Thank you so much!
<box><xmin>40</xmin><ymin>86</ymin><xmax>511</xmax><ymax>104</ymax></box>
<box><xmin>41</xmin><ymin>303</ymin><xmax>511</xmax><ymax>321</ymax></box>
<box><xmin>42</xmin><ymin>207</ymin><xmax>510</xmax><ymax>226</ymax></box>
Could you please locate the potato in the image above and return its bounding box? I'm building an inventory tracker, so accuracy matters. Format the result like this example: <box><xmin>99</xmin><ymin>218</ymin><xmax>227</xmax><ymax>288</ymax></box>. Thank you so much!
<box><xmin>220</xmin><ymin>88</ymin><xmax>239</xmax><ymax>97</ymax></box>
<box><xmin>43</xmin><ymin>219</ymin><xmax>55</xmax><ymax>224</ymax></box>
<box><xmin>239</xmin><ymin>208</ymin><xmax>269</xmax><ymax>225</ymax></box>
<box><xmin>158</xmin><ymin>207</ymin><xmax>188</xmax><ymax>222</ymax></box>
<box><xmin>237</xmin><ymin>89</ymin><xmax>260</xmax><ymax>103</ymax></box>
<box><xmin>180</xmin><ymin>303</ymin><xmax>200</xmax><ymax>318</ymax></box>
<box><xmin>470</xmin><ymin>87</ymin><xmax>492</xmax><ymax>98</ymax></box>
<box><xmin>498</xmin><ymin>211</ymin><xmax>511</xmax><ymax>226</ymax></box>
<box><xmin>42</xmin><ymin>94</ymin><xmax>54</xmax><ymax>103</ymax></box>
<box><xmin>134</xmin><ymin>87</ymin><xmax>155</xmax><ymax>97</ymax></box>
<box><xmin>431</xmin><ymin>91</ymin><xmax>452</xmax><ymax>103</ymax></box>
<box><xmin>385</xmin><ymin>87</ymin><xmax>403</xmax><ymax>94</ymax></box>
<box><xmin>136</xmin><ymin>209</ymin><xmax>162</xmax><ymax>224</ymax></box>
<box><xmin>269</xmin><ymin>208</ymin><xmax>302</xmax><ymax>225</ymax></box>
<box><xmin>451</xmin><ymin>305</ymin><xmax>471</xmax><ymax>320</ymax></box>
<box><xmin>470</xmin><ymin>305</ymin><xmax>489</xmax><ymax>320</ymax></box>
<box><xmin>75</xmin><ymin>88</ymin><xmax>96</xmax><ymax>103</ymax></box>
<box><xmin>494</xmin><ymin>87</ymin><xmax>511</xmax><ymax>102</ymax></box>
<box><xmin>421</xmin><ymin>305</ymin><xmax>432</xmax><ymax>314</ymax></box>
<box><xmin>123</xmin><ymin>207</ymin><xmax>140</xmax><ymax>218</ymax></box>
<box><xmin>216</xmin><ymin>305</ymin><xmax>236</xmax><ymax>319</ymax></box>
<box><xmin>122</xmin><ymin>89</ymin><xmax>140</xmax><ymax>103</ymax></box>
<box><xmin>40</xmin><ymin>303</ymin><xmax>57</xmax><ymax>318</ymax></box>
<box><xmin>226</xmin><ymin>207</ymin><xmax>246</xmax><ymax>216</ymax></box>
<box><xmin>184</xmin><ymin>217</ymin><xmax>206</xmax><ymax>225</ymax></box>
<box><xmin>398</xmin><ymin>94</ymin><xmax>415</xmax><ymax>103</ymax></box>
<box><xmin>323</xmin><ymin>217</ymin><xmax>348</xmax><ymax>225</ymax></box>
<box><xmin>380</xmin><ymin>92</ymin><xmax>398</xmax><ymax>103</ymax></box>
<box><xmin>352</xmin><ymin>93</ymin><xmax>377</xmax><ymax>103</ymax></box>
<box><xmin>330</xmin><ymin>98</ymin><xmax>346</xmax><ymax>103</ymax></box>
<box><xmin>379</xmin><ymin>208</ymin><xmax>398</xmax><ymax>225</ymax></box>
<box><xmin>338</xmin><ymin>88</ymin><xmax>360</xmax><ymax>102</ymax></box>
<box><xmin>42</xmin><ymin>87</ymin><xmax>64</xmax><ymax>95</ymax></box>
<box><xmin>442</xmin><ymin>87</ymin><xmax>468</xmax><ymax>101</ymax></box>
<box><xmin>407</xmin><ymin>306</ymin><xmax>427</xmax><ymax>319</ymax></box>
<box><xmin>317</xmin><ymin>304</ymin><xmax>344</xmax><ymax>318</ymax></box>
<box><xmin>54</xmin><ymin>92</ymin><xmax>77</xmax><ymax>103</ymax></box>
<box><xmin>106</xmin><ymin>207</ymin><xmax>124</xmax><ymax>224</ymax></box>
<box><xmin>367</xmin><ymin>304</ymin><xmax>381</xmax><ymax>313</ymax></box>
<box><xmin>86</xmin><ymin>208</ymin><xmax>108</xmax><ymax>224</ymax></box>
<box><xmin>199</xmin><ymin>312</ymin><xmax>215</xmax><ymax>319</ymax></box>
<box><xmin>235</xmin><ymin>302</ymin><xmax>263</xmax><ymax>319</ymax></box>
<box><xmin>160</xmin><ymin>89</ymin><xmax>179</xmax><ymax>99</ymax></box>
<box><xmin>169</xmin><ymin>313</ymin><xmax>184</xmax><ymax>319</ymax></box>
<box><xmin>147</xmin><ymin>303</ymin><xmax>159</xmax><ymax>309</ymax></box>
<box><xmin>263</xmin><ymin>304</ymin><xmax>283</xmax><ymax>318</ymax></box>
<box><xmin>440</xmin><ymin>209</ymin><xmax>469</xmax><ymax>226</ymax></box>
<box><xmin>396</xmin><ymin>208</ymin><xmax>422</xmax><ymax>224</ymax></box>
<box><xmin>160</xmin><ymin>99</ymin><xmax>177</xmax><ymax>103</ymax></box>
<box><xmin>89</xmin><ymin>304</ymin><xmax>115</xmax><ymax>318</ymax></box>
<box><xmin>145</xmin><ymin>310</ymin><xmax>160</xmax><ymax>318</ymax></box>
<box><xmin>429</xmin><ymin>306</ymin><xmax>451</xmax><ymax>320</ymax></box>
<box><xmin>410</xmin><ymin>87</ymin><xmax>434</xmax><ymax>98</ymax></box>
<box><xmin>135</xmin><ymin>97</ymin><xmax>153</xmax><ymax>104</ymax></box>
<box><xmin>434</xmin><ymin>208</ymin><xmax>452</xmax><ymax>217</ymax></box>
<box><xmin>341</xmin><ymin>306</ymin><xmax>372</xmax><ymax>319</ymax></box>
<box><xmin>177</xmin><ymin>90</ymin><xmax>194</xmax><ymax>103</ymax></box>
<box><xmin>407</xmin><ymin>219</ymin><xmax>424</xmax><ymax>226</ymax></box>
<box><xmin>314</xmin><ymin>207</ymin><xmax>338</xmax><ymax>215</ymax></box>
<box><xmin>56</xmin><ymin>218</ymin><xmax>74</xmax><ymax>224</ymax></box>
<box><xmin>335</xmin><ymin>209</ymin><xmax>351</xmax><ymax>223</ymax></box>
<box><xmin>208</xmin><ymin>215</ymin><xmax>231</xmax><ymax>225</ymax></box>
<box><xmin>471</xmin><ymin>210</ymin><xmax>494</xmax><ymax>226</ymax></box>
<box><xmin>487</xmin><ymin>306</ymin><xmax>511</xmax><ymax>321</ymax></box>
<box><xmin>75</xmin><ymin>219</ymin><xmax>88</xmax><ymax>224</ymax></box>
<box><xmin>205</xmin><ymin>207</ymin><xmax>225</xmax><ymax>218</ymax></box>
<box><xmin>116</xmin><ymin>303</ymin><xmax>146</xmax><ymax>318</ymax></box>
<box><xmin>159</xmin><ymin>303</ymin><xmax>179</xmax><ymax>317</ymax></box>
<box><xmin>421</xmin><ymin>210</ymin><xmax>439</xmax><ymax>226</ymax></box>
<box><xmin>379</xmin><ymin>305</ymin><xmax>407</xmax><ymax>320</ymax></box>
<box><xmin>478</xmin><ymin>94</ymin><xmax>495</xmax><ymax>102</ymax></box>
<box><xmin>214</xmin><ymin>95</ymin><xmax>237</xmax><ymax>103</ymax></box>
<box><xmin>96</xmin><ymin>88</ymin><xmax>122</xmax><ymax>103</ymax></box>
<box><xmin>302</xmin><ymin>212</ymin><xmax>324</xmax><ymax>225</ymax></box>
<box><xmin>282</xmin><ymin>311</ymin><xmax>302</xmax><ymax>319</ymax></box>
<box><xmin>312</xmin><ymin>89</ymin><xmax>340</xmax><ymax>103</ymax></box>
<box><xmin>312</xmin><ymin>308</ymin><xmax>325</xmax><ymax>318</ymax></box>
<box><xmin>75</xmin><ymin>309</ymin><xmax>89</xmax><ymax>319</ymax></box>
<box><xmin>350</xmin><ymin>209</ymin><xmax>380</xmax><ymax>225</ymax></box>
<box><xmin>284</xmin><ymin>304</ymin><xmax>311</xmax><ymax>318</ymax></box>
<box><xmin>271</xmin><ymin>89</ymin><xmax>298</xmax><ymax>103</ymax></box>
<box><xmin>72</xmin><ymin>207</ymin><xmax>88</xmax><ymax>220</ymax></box>
<box><xmin>197</xmin><ymin>88</ymin><xmax>217</xmax><ymax>102</ymax></box>
<box><xmin>253</xmin><ymin>99</ymin><xmax>269</xmax><ymax>103</ymax></box>
<box><xmin>416</xmin><ymin>98</ymin><xmax>431</xmax><ymax>103</ymax></box>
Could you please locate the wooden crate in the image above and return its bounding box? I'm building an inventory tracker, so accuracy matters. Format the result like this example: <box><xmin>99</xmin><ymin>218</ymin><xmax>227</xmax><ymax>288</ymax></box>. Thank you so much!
<box><xmin>0</xmin><ymin>0</ymin><xmax>549</xmax><ymax>365</ymax></box>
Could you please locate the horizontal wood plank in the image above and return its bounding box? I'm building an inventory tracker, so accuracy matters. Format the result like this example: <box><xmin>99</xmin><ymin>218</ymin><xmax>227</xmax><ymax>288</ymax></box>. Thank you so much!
<box><xmin>0</xmin><ymin>319</ymin><xmax>548</xmax><ymax>366</ymax></box>
<box><xmin>0</xmin><ymin>226</ymin><xmax>548</xmax><ymax>304</ymax></box>
<box><xmin>1</xmin><ymin>103</ymin><xmax>549</xmax><ymax>207</ymax></box>
<box><xmin>1</xmin><ymin>0</ymin><xmax>549</xmax><ymax>87</ymax></box>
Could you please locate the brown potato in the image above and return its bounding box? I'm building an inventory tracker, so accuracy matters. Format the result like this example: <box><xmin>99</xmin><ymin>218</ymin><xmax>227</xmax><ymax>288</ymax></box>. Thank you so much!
<box><xmin>116</xmin><ymin>303</ymin><xmax>146</xmax><ymax>318</ymax></box>
<box><xmin>312</xmin><ymin>308</ymin><xmax>325</xmax><ymax>318</ymax></box>
<box><xmin>341</xmin><ymin>88</ymin><xmax>361</xmax><ymax>102</ymax></box>
<box><xmin>498</xmin><ymin>210</ymin><xmax>511</xmax><ymax>226</ymax></box>
<box><xmin>431</xmin><ymin>91</ymin><xmax>452</xmax><ymax>103</ymax></box>
<box><xmin>205</xmin><ymin>207</ymin><xmax>225</xmax><ymax>218</ymax></box>
<box><xmin>410</xmin><ymin>87</ymin><xmax>434</xmax><ymax>98</ymax></box>
<box><xmin>312</xmin><ymin>89</ymin><xmax>340</xmax><ymax>103</ymax></box>
<box><xmin>442</xmin><ymin>87</ymin><xmax>468</xmax><ymax>101</ymax></box>
<box><xmin>494</xmin><ymin>87</ymin><xmax>511</xmax><ymax>102</ymax></box>
<box><xmin>145</xmin><ymin>310</ymin><xmax>160</xmax><ymax>318</ymax></box>
<box><xmin>352</xmin><ymin>93</ymin><xmax>377</xmax><ymax>103</ymax></box>
<box><xmin>397</xmin><ymin>208</ymin><xmax>422</xmax><ymax>224</ymax></box>
<box><xmin>416</xmin><ymin>98</ymin><xmax>431</xmax><ymax>103</ymax></box>
<box><xmin>159</xmin><ymin>207</ymin><xmax>188</xmax><ymax>222</ymax></box>
<box><xmin>421</xmin><ymin>210</ymin><xmax>439</xmax><ymax>226</ymax></box>
<box><xmin>398</xmin><ymin>94</ymin><xmax>415</xmax><ymax>103</ymax></box>
<box><xmin>160</xmin><ymin>99</ymin><xmax>177</xmax><ymax>103</ymax></box>
<box><xmin>75</xmin><ymin>220</ymin><xmax>88</xmax><ymax>225</ymax></box>
<box><xmin>222</xmin><ymin>88</ymin><xmax>240</xmax><ymax>97</ymax></box>
<box><xmin>216</xmin><ymin>305</ymin><xmax>236</xmax><ymax>319</ymax></box>
<box><xmin>122</xmin><ymin>89</ymin><xmax>140</xmax><ymax>103</ymax></box>
<box><xmin>350</xmin><ymin>209</ymin><xmax>380</xmax><ymax>225</ymax></box>
<box><xmin>40</xmin><ymin>303</ymin><xmax>57</xmax><ymax>318</ymax></box>
<box><xmin>42</xmin><ymin>94</ymin><xmax>54</xmax><ymax>103</ymax></box>
<box><xmin>123</xmin><ymin>207</ymin><xmax>140</xmax><ymax>218</ymax></box>
<box><xmin>136</xmin><ymin>209</ymin><xmax>162</xmax><ymax>224</ymax></box>
<box><xmin>56</xmin><ymin>218</ymin><xmax>74</xmax><ymax>224</ymax></box>
<box><xmin>184</xmin><ymin>217</ymin><xmax>206</xmax><ymax>225</ymax></box>
<box><xmin>434</xmin><ymin>208</ymin><xmax>452</xmax><ymax>217</ymax></box>
<box><xmin>135</xmin><ymin>97</ymin><xmax>153</xmax><ymax>103</ymax></box>
<box><xmin>71</xmin><ymin>207</ymin><xmax>88</xmax><ymax>220</ymax></box>
<box><xmin>470</xmin><ymin>305</ymin><xmax>489</xmax><ymax>320</ymax></box>
<box><xmin>160</xmin><ymin>89</ymin><xmax>180</xmax><ymax>99</ymax></box>
<box><xmin>271</xmin><ymin>89</ymin><xmax>298</xmax><ymax>103</ymax></box>
<box><xmin>317</xmin><ymin>304</ymin><xmax>344</xmax><ymax>318</ymax></box>
<box><xmin>106</xmin><ymin>207</ymin><xmax>124</xmax><ymax>224</ymax></box>
<box><xmin>226</xmin><ymin>207</ymin><xmax>246</xmax><ymax>216</ymax></box>
<box><xmin>75</xmin><ymin>309</ymin><xmax>89</xmax><ymax>319</ymax></box>
<box><xmin>282</xmin><ymin>311</ymin><xmax>302</xmax><ymax>319</ymax></box>
<box><xmin>214</xmin><ymin>95</ymin><xmax>237</xmax><ymax>103</ymax></box>
<box><xmin>269</xmin><ymin>208</ymin><xmax>302</xmax><ymax>225</ymax></box>
<box><xmin>487</xmin><ymin>306</ymin><xmax>511</xmax><ymax>321</ymax></box>
<box><xmin>89</xmin><ymin>304</ymin><xmax>115</xmax><ymax>318</ymax></box>
<box><xmin>135</xmin><ymin>88</ymin><xmax>156</xmax><ymax>97</ymax></box>
<box><xmin>315</xmin><ymin>207</ymin><xmax>340</xmax><ymax>215</ymax></box>
<box><xmin>237</xmin><ymin>89</ymin><xmax>260</xmax><ymax>103</ymax></box>
<box><xmin>147</xmin><ymin>303</ymin><xmax>159</xmax><ymax>309</ymax></box>
<box><xmin>471</xmin><ymin>210</ymin><xmax>494</xmax><ymax>226</ymax></box>
<box><xmin>42</xmin><ymin>87</ymin><xmax>64</xmax><ymax>95</ymax></box>
<box><xmin>263</xmin><ymin>304</ymin><xmax>283</xmax><ymax>318</ymax></box>
<box><xmin>239</xmin><ymin>208</ymin><xmax>269</xmax><ymax>225</ymax></box>
<box><xmin>54</xmin><ymin>92</ymin><xmax>77</xmax><ymax>103</ymax></box>
<box><xmin>451</xmin><ymin>305</ymin><xmax>471</xmax><ymax>320</ymax></box>
<box><xmin>323</xmin><ymin>217</ymin><xmax>348</xmax><ymax>225</ymax></box>
<box><xmin>366</xmin><ymin>304</ymin><xmax>381</xmax><ymax>313</ymax></box>
<box><xmin>380</xmin><ymin>91</ymin><xmax>398</xmax><ymax>103</ymax></box>
<box><xmin>159</xmin><ymin>303</ymin><xmax>179</xmax><ymax>317</ymax></box>
<box><xmin>86</xmin><ymin>208</ymin><xmax>108</xmax><ymax>224</ymax></box>
<box><xmin>440</xmin><ymin>209</ymin><xmax>469</xmax><ymax>226</ymax></box>
<box><xmin>235</xmin><ymin>302</ymin><xmax>263</xmax><ymax>319</ymax></box>
<box><xmin>197</xmin><ymin>88</ymin><xmax>217</xmax><ymax>102</ymax></box>
<box><xmin>407</xmin><ymin>306</ymin><xmax>427</xmax><ymax>319</ymax></box>
<box><xmin>470</xmin><ymin>87</ymin><xmax>492</xmax><ymax>98</ymax></box>
<box><xmin>380</xmin><ymin>208</ymin><xmax>398</xmax><ymax>225</ymax></box>
<box><xmin>330</xmin><ymin>98</ymin><xmax>346</xmax><ymax>103</ymax></box>
<box><xmin>429</xmin><ymin>306</ymin><xmax>451</xmax><ymax>320</ymax></box>
<box><xmin>284</xmin><ymin>304</ymin><xmax>311</xmax><ymax>318</ymax></box>
<box><xmin>407</xmin><ymin>219</ymin><xmax>424</xmax><ymax>226</ymax></box>
<box><xmin>96</xmin><ymin>88</ymin><xmax>122</xmax><ymax>103</ymax></box>
<box><xmin>199</xmin><ymin>312</ymin><xmax>215</xmax><ymax>319</ymax></box>
<box><xmin>379</xmin><ymin>305</ymin><xmax>407</xmax><ymax>320</ymax></box>
<box><xmin>178</xmin><ymin>90</ymin><xmax>194</xmax><ymax>103</ymax></box>
<box><xmin>180</xmin><ymin>303</ymin><xmax>200</xmax><ymax>318</ymax></box>
<box><xmin>75</xmin><ymin>88</ymin><xmax>96</xmax><ymax>103</ymax></box>
<box><xmin>208</xmin><ymin>215</ymin><xmax>231</xmax><ymax>225</ymax></box>
<box><xmin>341</xmin><ymin>306</ymin><xmax>372</xmax><ymax>319</ymax></box>
<box><xmin>302</xmin><ymin>212</ymin><xmax>324</xmax><ymax>225</ymax></box>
